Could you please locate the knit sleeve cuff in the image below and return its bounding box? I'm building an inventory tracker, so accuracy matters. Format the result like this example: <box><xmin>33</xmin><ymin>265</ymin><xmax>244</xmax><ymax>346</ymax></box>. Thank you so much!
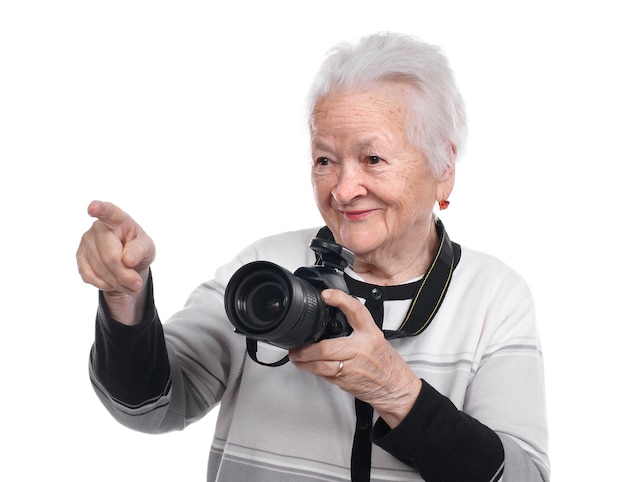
<box><xmin>90</xmin><ymin>271</ymin><xmax>171</xmax><ymax>407</ymax></box>
<box><xmin>373</xmin><ymin>379</ymin><xmax>504</xmax><ymax>481</ymax></box>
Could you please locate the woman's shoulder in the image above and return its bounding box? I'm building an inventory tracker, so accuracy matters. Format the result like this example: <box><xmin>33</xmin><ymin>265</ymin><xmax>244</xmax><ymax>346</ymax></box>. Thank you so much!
<box><xmin>455</xmin><ymin>245</ymin><xmax>532</xmax><ymax>295</ymax></box>
<box><xmin>210</xmin><ymin>227</ymin><xmax>322</xmax><ymax>289</ymax></box>
<box><xmin>251</xmin><ymin>227</ymin><xmax>323</xmax><ymax>247</ymax></box>
<box><xmin>234</xmin><ymin>227</ymin><xmax>323</xmax><ymax>269</ymax></box>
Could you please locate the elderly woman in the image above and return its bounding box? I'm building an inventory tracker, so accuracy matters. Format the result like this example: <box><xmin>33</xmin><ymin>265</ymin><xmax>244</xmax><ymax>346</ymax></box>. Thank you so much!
<box><xmin>78</xmin><ymin>33</ymin><xmax>550</xmax><ymax>481</ymax></box>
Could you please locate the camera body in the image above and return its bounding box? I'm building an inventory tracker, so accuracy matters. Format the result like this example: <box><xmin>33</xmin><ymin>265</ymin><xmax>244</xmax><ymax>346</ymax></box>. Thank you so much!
<box><xmin>224</xmin><ymin>237</ymin><xmax>355</xmax><ymax>350</ymax></box>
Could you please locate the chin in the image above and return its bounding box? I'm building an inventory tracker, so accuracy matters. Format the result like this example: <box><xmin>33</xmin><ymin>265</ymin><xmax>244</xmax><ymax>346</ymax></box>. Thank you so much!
<box><xmin>335</xmin><ymin>229</ymin><xmax>384</xmax><ymax>256</ymax></box>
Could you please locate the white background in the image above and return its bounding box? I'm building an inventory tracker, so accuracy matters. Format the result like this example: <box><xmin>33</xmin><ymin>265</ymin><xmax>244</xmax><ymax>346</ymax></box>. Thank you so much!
<box><xmin>1</xmin><ymin>1</ymin><xmax>624</xmax><ymax>480</ymax></box>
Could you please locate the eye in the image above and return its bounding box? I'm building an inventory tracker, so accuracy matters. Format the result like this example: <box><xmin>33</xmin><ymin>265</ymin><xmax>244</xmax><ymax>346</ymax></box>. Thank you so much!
<box><xmin>366</xmin><ymin>155</ymin><xmax>382</xmax><ymax>164</ymax></box>
<box><xmin>315</xmin><ymin>157</ymin><xmax>330</xmax><ymax>166</ymax></box>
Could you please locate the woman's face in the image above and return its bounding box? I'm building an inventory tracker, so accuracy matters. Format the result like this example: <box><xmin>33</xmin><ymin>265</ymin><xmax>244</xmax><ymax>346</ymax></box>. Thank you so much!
<box><xmin>310</xmin><ymin>83</ymin><xmax>454</xmax><ymax>260</ymax></box>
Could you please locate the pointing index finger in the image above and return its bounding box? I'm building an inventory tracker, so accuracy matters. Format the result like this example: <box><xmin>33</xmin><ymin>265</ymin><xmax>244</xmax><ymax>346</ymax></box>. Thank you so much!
<box><xmin>87</xmin><ymin>200</ymin><xmax>129</xmax><ymax>231</ymax></box>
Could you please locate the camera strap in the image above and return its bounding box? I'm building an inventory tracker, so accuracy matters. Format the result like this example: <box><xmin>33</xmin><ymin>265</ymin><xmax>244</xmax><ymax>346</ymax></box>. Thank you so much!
<box><xmin>391</xmin><ymin>218</ymin><xmax>461</xmax><ymax>337</ymax></box>
<box><xmin>245</xmin><ymin>338</ymin><xmax>290</xmax><ymax>367</ymax></box>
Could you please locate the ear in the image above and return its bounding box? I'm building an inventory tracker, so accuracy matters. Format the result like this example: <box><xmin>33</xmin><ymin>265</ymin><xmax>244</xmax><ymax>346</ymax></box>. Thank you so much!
<box><xmin>436</xmin><ymin>142</ymin><xmax>457</xmax><ymax>202</ymax></box>
<box><xmin>436</xmin><ymin>165</ymin><xmax>455</xmax><ymax>204</ymax></box>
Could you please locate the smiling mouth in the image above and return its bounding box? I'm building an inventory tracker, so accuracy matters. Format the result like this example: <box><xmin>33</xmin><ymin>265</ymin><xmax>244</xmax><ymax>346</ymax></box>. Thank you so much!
<box><xmin>340</xmin><ymin>209</ymin><xmax>374</xmax><ymax>221</ymax></box>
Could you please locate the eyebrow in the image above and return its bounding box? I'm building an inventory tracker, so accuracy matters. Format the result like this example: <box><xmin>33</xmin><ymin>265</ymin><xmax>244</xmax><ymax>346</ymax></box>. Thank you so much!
<box><xmin>311</xmin><ymin>138</ymin><xmax>381</xmax><ymax>152</ymax></box>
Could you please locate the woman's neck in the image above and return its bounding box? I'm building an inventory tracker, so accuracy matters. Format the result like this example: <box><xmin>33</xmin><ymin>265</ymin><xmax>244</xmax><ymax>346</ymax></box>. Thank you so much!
<box><xmin>350</xmin><ymin>220</ymin><xmax>440</xmax><ymax>286</ymax></box>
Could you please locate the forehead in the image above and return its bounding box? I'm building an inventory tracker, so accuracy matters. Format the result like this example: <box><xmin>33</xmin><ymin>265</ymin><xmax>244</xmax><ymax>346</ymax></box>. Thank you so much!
<box><xmin>310</xmin><ymin>82</ymin><xmax>414</xmax><ymax>143</ymax></box>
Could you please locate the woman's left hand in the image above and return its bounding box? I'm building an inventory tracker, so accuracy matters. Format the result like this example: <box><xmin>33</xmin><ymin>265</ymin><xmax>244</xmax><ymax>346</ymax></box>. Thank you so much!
<box><xmin>289</xmin><ymin>288</ymin><xmax>423</xmax><ymax>428</ymax></box>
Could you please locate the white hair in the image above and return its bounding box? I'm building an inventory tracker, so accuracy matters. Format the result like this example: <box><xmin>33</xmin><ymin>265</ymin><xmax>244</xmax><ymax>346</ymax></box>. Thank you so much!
<box><xmin>307</xmin><ymin>32</ymin><xmax>467</xmax><ymax>177</ymax></box>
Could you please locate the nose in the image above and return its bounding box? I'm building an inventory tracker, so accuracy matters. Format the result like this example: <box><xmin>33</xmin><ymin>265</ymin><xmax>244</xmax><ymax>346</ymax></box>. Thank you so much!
<box><xmin>331</xmin><ymin>162</ymin><xmax>367</xmax><ymax>205</ymax></box>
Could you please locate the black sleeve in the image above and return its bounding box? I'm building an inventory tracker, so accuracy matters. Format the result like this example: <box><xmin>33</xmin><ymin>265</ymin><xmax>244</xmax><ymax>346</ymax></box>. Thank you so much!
<box><xmin>372</xmin><ymin>380</ymin><xmax>504</xmax><ymax>482</ymax></box>
<box><xmin>89</xmin><ymin>272</ymin><xmax>171</xmax><ymax>407</ymax></box>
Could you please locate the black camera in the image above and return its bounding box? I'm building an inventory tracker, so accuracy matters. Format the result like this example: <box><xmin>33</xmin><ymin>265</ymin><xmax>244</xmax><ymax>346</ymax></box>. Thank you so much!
<box><xmin>224</xmin><ymin>237</ymin><xmax>355</xmax><ymax>350</ymax></box>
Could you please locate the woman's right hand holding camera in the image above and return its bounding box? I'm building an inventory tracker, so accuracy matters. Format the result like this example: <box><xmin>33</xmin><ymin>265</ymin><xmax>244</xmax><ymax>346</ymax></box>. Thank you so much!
<box><xmin>77</xmin><ymin>201</ymin><xmax>156</xmax><ymax>326</ymax></box>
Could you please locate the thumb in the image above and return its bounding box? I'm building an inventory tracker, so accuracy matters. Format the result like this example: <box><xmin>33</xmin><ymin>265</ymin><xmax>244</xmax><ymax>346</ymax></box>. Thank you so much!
<box><xmin>322</xmin><ymin>289</ymin><xmax>376</xmax><ymax>333</ymax></box>
<box><xmin>122</xmin><ymin>235</ymin><xmax>156</xmax><ymax>270</ymax></box>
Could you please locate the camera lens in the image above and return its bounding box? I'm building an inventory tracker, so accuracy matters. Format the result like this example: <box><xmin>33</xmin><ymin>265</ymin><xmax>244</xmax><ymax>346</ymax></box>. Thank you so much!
<box><xmin>248</xmin><ymin>283</ymin><xmax>286</xmax><ymax>323</ymax></box>
<box><xmin>224</xmin><ymin>261</ymin><xmax>327</xmax><ymax>348</ymax></box>
<box><xmin>228</xmin><ymin>267</ymin><xmax>290</xmax><ymax>334</ymax></box>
